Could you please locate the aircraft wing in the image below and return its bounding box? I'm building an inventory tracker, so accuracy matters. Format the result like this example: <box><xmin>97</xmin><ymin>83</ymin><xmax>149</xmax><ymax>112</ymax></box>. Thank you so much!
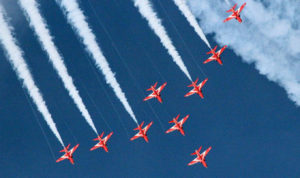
<box><xmin>201</xmin><ymin>146</ymin><xmax>212</xmax><ymax>157</ymax></box>
<box><xmin>217</xmin><ymin>45</ymin><xmax>227</xmax><ymax>55</ymax></box>
<box><xmin>199</xmin><ymin>78</ymin><xmax>208</xmax><ymax>89</ymax></box>
<box><xmin>143</xmin><ymin>93</ymin><xmax>156</xmax><ymax>101</ymax></box>
<box><xmin>90</xmin><ymin>144</ymin><xmax>100</xmax><ymax>151</ymax></box>
<box><xmin>184</xmin><ymin>88</ymin><xmax>197</xmax><ymax>97</ymax></box>
<box><xmin>157</xmin><ymin>82</ymin><xmax>167</xmax><ymax>94</ymax></box>
<box><xmin>130</xmin><ymin>133</ymin><xmax>142</xmax><ymax>141</ymax></box>
<box><xmin>203</xmin><ymin>56</ymin><xmax>216</xmax><ymax>64</ymax></box>
<box><xmin>104</xmin><ymin>132</ymin><xmax>113</xmax><ymax>144</ymax></box>
<box><xmin>166</xmin><ymin>125</ymin><xmax>178</xmax><ymax>134</ymax></box>
<box><xmin>144</xmin><ymin>122</ymin><xmax>153</xmax><ymax>134</ymax></box>
<box><xmin>179</xmin><ymin>115</ymin><xmax>189</xmax><ymax>126</ymax></box>
<box><xmin>237</xmin><ymin>3</ymin><xmax>246</xmax><ymax>14</ymax></box>
<box><xmin>223</xmin><ymin>15</ymin><xmax>235</xmax><ymax>22</ymax></box>
<box><xmin>188</xmin><ymin>158</ymin><xmax>199</xmax><ymax>166</ymax></box>
<box><xmin>69</xmin><ymin>144</ymin><xmax>79</xmax><ymax>155</ymax></box>
<box><xmin>56</xmin><ymin>154</ymin><xmax>68</xmax><ymax>163</ymax></box>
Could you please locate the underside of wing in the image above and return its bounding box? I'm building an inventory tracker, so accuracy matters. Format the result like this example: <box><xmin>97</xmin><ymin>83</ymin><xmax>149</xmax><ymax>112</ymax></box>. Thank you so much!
<box><xmin>237</xmin><ymin>3</ymin><xmax>246</xmax><ymax>14</ymax></box>
<box><xmin>203</xmin><ymin>56</ymin><xmax>216</xmax><ymax>64</ymax></box>
<box><xmin>56</xmin><ymin>155</ymin><xmax>67</xmax><ymax>163</ymax></box>
<box><xmin>201</xmin><ymin>147</ymin><xmax>212</xmax><ymax>157</ymax></box>
<box><xmin>157</xmin><ymin>83</ymin><xmax>167</xmax><ymax>94</ymax></box>
<box><xmin>185</xmin><ymin>89</ymin><xmax>196</xmax><ymax>97</ymax></box>
<box><xmin>69</xmin><ymin>149</ymin><xmax>75</xmax><ymax>155</ymax></box>
<box><xmin>179</xmin><ymin>116</ymin><xmax>188</xmax><ymax>126</ymax></box>
<box><xmin>130</xmin><ymin>134</ymin><xmax>141</xmax><ymax>141</ymax></box>
<box><xmin>223</xmin><ymin>15</ymin><xmax>235</xmax><ymax>22</ymax></box>
<box><xmin>144</xmin><ymin>122</ymin><xmax>153</xmax><ymax>134</ymax></box>
<box><xmin>143</xmin><ymin>93</ymin><xmax>155</xmax><ymax>101</ymax></box>
<box><xmin>69</xmin><ymin>146</ymin><xmax>78</xmax><ymax>155</ymax></box>
<box><xmin>188</xmin><ymin>158</ymin><xmax>199</xmax><ymax>166</ymax></box>
<box><xmin>200</xmin><ymin>80</ymin><xmax>207</xmax><ymax>89</ymax></box>
<box><xmin>166</xmin><ymin>125</ymin><xmax>177</xmax><ymax>133</ymax></box>
<box><xmin>217</xmin><ymin>46</ymin><xmax>227</xmax><ymax>55</ymax></box>
<box><xmin>90</xmin><ymin>144</ymin><xmax>100</xmax><ymax>151</ymax></box>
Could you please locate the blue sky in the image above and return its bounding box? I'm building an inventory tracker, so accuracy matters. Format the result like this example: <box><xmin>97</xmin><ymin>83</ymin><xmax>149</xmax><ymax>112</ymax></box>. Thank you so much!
<box><xmin>0</xmin><ymin>0</ymin><xmax>300</xmax><ymax>177</ymax></box>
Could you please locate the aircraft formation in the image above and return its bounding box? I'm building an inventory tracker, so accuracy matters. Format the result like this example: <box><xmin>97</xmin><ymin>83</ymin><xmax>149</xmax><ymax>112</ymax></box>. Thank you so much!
<box><xmin>0</xmin><ymin>0</ymin><xmax>246</xmax><ymax>169</ymax></box>
<box><xmin>55</xmin><ymin>2</ymin><xmax>247</xmax><ymax>167</ymax></box>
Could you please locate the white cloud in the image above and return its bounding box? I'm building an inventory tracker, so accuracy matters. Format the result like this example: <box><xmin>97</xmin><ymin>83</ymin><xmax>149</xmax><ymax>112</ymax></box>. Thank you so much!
<box><xmin>188</xmin><ymin>0</ymin><xmax>300</xmax><ymax>106</ymax></box>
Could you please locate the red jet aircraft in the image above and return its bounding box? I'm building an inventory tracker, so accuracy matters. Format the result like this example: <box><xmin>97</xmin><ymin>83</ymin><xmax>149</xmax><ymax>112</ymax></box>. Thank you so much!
<box><xmin>130</xmin><ymin>121</ymin><xmax>153</xmax><ymax>143</ymax></box>
<box><xmin>166</xmin><ymin>114</ymin><xmax>189</xmax><ymax>136</ymax></box>
<box><xmin>90</xmin><ymin>132</ymin><xmax>113</xmax><ymax>152</ymax></box>
<box><xmin>224</xmin><ymin>3</ymin><xmax>246</xmax><ymax>23</ymax></box>
<box><xmin>204</xmin><ymin>45</ymin><xmax>227</xmax><ymax>65</ymax></box>
<box><xmin>185</xmin><ymin>78</ymin><xmax>208</xmax><ymax>98</ymax></box>
<box><xmin>56</xmin><ymin>144</ymin><xmax>79</xmax><ymax>165</ymax></box>
<box><xmin>188</xmin><ymin>146</ymin><xmax>212</xmax><ymax>168</ymax></box>
<box><xmin>143</xmin><ymin>82</ymin><xmax>167</xmax><ymax>103</ymax></box>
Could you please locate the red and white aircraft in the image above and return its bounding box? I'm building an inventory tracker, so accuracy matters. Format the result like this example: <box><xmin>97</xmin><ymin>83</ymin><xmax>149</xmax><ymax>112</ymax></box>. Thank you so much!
<box><xmin>130</xmin><ymin>121</ymin><xmax>153</xmax><ymax>143</ymax></box>
<box><xmin>56</xmin><ymin>144</ymin><xmax>79</xmax><ymax>165</ymax></box>
<box><xmin>185</xmin><ymin>78</ymin><xmax>208</xmax><ymax>98</ymax></box>
<box><xmin>166</xmin><ymin>114</ymin><xmax>189</xmax><ymax>136</ymax></box>
<box><xmin>204</xmin><ymin>45</ymin><xmax>227</xmax><ymax>65</ymax></box>
<box><xmin>224</xmin><ymin>3</ymin><xmax>246</xmax><ymax>23</ymax></box>
<box><xmin>90</xmin><ymin>132</ymin><xmax>113</xmax><ymax>152</ymax></box>
<box><xmin>143</xmin><ymin>82</ymin><xmax>167</xmax><ymax>103</ymax></box>
<box><xmin>188</xmin><ymin>146</ymin><xmax>212</xmax><ymax>168</ymax></box>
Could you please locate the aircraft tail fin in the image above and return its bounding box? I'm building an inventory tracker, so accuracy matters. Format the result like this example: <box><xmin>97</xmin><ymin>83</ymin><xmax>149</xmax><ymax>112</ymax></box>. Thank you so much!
<box><xmin>206</xmin><ymin>46</ymin><xmax>217</xmax><ymax>54</ymax></box>
<box><xmin>188</xmin><ymin>78</ymin><xmax>199</xmax><ymax>87</ymax></box>
<box><xmin>134</xmin><ymin>121</ymin><xmax>144</xmax><ymax>130</ymax></box>
<box><xmin>168</xmin><ymin>120</ymin><xmax>175</xmax><ymax>123</ymax></box>
<box><xmin>169</xmin><ymin>114</ymin><xmax>180</xmax><ymax>123</ymax></box>
<box><xmin>226</xmin><ymin>8</ymin><xmax>234</xmax><ymax>12</ymax></box>
<box><xmin>93</xmin><ymin>132</ymin><xmax>104</xmax><ymax>141</ymax></box>
<box><xmin>147</xmin><ymin>82</ymin><xmax>158</xmax><ymax>91</ymax></box>
<box><xmin>60</xmin><ymin>144</ymin><xmax>70</xmax><ymax>152</ymax></box>
<box><xmin>198</xmin><ymin>146</ymin><xmax>202</xmax><ymax>153</ymax></box>
<box><xmin>100</xmin><ymin>132</ymin><xmax>104</xmax><ymax>138</ymax></box>
<box><xmin>191</xmin><ymin>152</ymin><xmax>197</xmax><ymax>156</ymax></box>
<box><xmin>146</xmin><ymin>82</ymin><xmax>157</xmax><ymax>91</ymax></box>
<box><xmin>227</xmin><ymin>4</ymin><xmax>237</xmax><ymax>12</ymax></box>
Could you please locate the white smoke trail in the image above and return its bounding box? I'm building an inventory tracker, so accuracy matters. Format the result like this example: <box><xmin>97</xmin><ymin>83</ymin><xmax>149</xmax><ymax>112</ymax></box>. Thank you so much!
<box><xmin>55</xmin><ymin>0</ymin><xmax>139</xmax><ymax>124</ymax></box>
<box><xmin>0</xmin><ymin>5</ymin><xmax>65</xmax><ymax>146</ymax></box>
<box><xmin>172</xmin><ymin>0</ymin><xmax>211</xmax><ymax>49</ymax></box>
<box><xmin>134</xmin><ymin>0</ymin><xmax>192</xmax><ymax>81</ymax></box>
<box><xmin>188</xmin><ymin>0</ymin><xmax>300</xmax><ymax>106</ymax></box>
<box><xmin>19</xmin><ymin>0</ymin><xmax>99</xmax><ymax>134</ymax></box>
